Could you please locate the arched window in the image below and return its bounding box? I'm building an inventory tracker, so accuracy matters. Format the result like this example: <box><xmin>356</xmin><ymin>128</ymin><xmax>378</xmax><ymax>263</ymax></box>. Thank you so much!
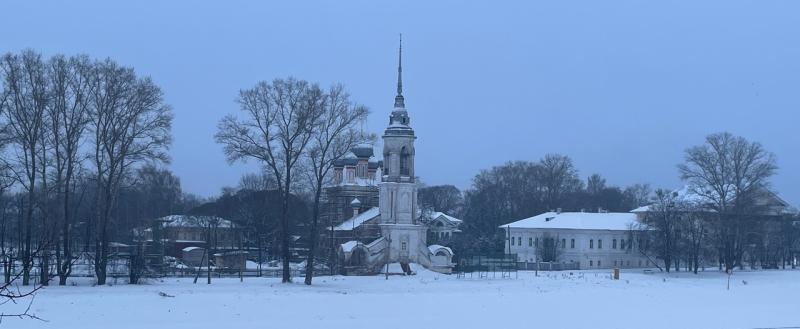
<box><xmin>400</xmin><ymin>147</ymin><xmax>410</xmax><ymax>176</ymax></box>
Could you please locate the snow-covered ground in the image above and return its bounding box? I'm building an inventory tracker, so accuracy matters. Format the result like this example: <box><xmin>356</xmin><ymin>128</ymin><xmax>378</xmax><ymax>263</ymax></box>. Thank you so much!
<box><xmin>5</xmin><ymin>267</ymin><xmax>799</xmax><ymax>329</ymax></box>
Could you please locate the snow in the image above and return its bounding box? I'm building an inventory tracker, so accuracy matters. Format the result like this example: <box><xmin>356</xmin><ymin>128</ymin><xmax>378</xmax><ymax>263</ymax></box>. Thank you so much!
<box><xmin>331</xmin><ymin>207</ymin><xmax>380</xmax><ymax>231</ymax></box>
<box><xmin>6</xmin><ymin>269</ymin><xmax>799</xmax><ymax>329</ymax></box>
<box><xmin>427</xmin><ymin>244</ymin><xmax>452</xmax><ymax>255</ymax></box>
<box><xmin>158</xmin><ymin>215</ymin><xmax>235</xmax><ymax>228</ymax></box>
<box><xmin>340</xmin><ymin>240</ymin><xmax>360</xmax><ymax>253</ymax></box>
<box><xmin>431</xmin><ymin>211</ymin><xmax>462</xmax><ymax>223</ymax></box>
<box><xmin>631</xmin><ymin>185</ymin><xmax>796</xmax><ymax>215</ymax></box>
<box><xmin>181</xmin><ymin>246</ymin><xmax>201</xmax><ymax>252</ymax></box>
<box><xmin>501</xmin><ymin>212</ymin><xmax>638</xmax><ymax>231</ymax></box>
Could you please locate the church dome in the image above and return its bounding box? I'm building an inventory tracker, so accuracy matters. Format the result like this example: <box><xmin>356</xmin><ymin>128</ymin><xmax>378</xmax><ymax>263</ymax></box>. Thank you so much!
<box><xmin>351</xmin><ymin>144</ymin><xmax>374</xmax><ymax>158</ymax></box>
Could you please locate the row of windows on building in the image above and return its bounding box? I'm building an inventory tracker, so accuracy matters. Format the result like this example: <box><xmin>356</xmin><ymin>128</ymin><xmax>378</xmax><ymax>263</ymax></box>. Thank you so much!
<box><xmin>509</xmin><ymin>236</ymin><xmax>646</xmax><ymax>251</ymax></box>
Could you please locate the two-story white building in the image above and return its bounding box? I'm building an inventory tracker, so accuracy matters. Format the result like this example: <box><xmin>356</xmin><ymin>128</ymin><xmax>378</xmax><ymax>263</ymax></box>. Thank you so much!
<box><xmin>501</xmin><ymin>211</ymin><xmax>653</xmax><ymax>269</ymax></box>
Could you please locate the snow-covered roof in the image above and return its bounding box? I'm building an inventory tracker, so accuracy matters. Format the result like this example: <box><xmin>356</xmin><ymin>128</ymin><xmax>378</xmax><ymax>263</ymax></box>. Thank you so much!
<box><xmin>158</xmin><ymin>215</ymin><xmax>234</xmax><ymax>228</ymax></box>
<box><xmin>631</xmin><ymin>185</ymin><xmax>792</xmax><ymax>215</ymax></box>
<box><xmin>182</xmin><ymin>246</ymin><xmax>202</xmax><ymax>252</ymax></box>
<box><xmin>631</xmin><ymin>186</ymin><xmax>713</xmax><ymax>213</ymax></box>
<box><xmin>340</xmin><ymin>240</ymin><xmax>360</xmax><ymax>253</ymax></box>
<box><xmin>331</xmin><ymin>207</ymin><xmax>380</xmax><ymax>231</ymax></box>
<box><xmin>431</xmin><ymin>212</ymin><xmax>462</xmax><ymax>224</ymax></box>
<box><xmin>428</xmin><ymin>244</ymin><xmax>453</xmax><ymax>255</ymax></box>
<box><xmin>500</xmin><ymin>212</ymin><xmax>638</xmax><ymax>231</ymax></box>
<box><xmin>213</xmin><ymin>251</ymin><xmax>248</xmax><ymax>257</ymax></box>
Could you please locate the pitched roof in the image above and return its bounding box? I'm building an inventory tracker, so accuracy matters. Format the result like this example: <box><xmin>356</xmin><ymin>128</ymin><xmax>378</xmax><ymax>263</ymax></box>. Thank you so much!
<box><xmin>500</xmin><ymin>212</ymin><xmax>638</xmax><ymax>231</ymax></box>
<box><xmin>431</xmin><ymin>212</ymin><xmax>462</xmax><ymax>224</ymax></box>
<box><xmin>631</xmin><ymin>185</ymin><xmax>794</xmax><ymax>215</ymax></box>
<box><xmin>331</xmin><ymin>207</ymin><xmax>380</xmax><ymax>231</ymax></box>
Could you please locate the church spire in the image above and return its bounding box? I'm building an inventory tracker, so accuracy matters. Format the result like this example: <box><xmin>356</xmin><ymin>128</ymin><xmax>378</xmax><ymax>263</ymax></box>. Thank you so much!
<box><xmin>394</xmin><ymin>34</ymin><xmax>405</xmax><ymax>109</ymax></box>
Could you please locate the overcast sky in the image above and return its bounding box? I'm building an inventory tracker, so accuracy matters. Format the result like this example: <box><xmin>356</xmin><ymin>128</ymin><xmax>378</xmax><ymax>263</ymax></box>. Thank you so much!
<box><xmin>3</xmin><ymin>1</ymin><xmax>798</xmax><ymax>205</ymax></box>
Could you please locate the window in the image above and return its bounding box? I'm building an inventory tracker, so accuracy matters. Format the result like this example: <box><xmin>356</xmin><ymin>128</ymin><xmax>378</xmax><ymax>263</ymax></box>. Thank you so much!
<box><xmin>356</xmin><ymin>163</ymin><xmax>366</xmax><ymax>178</ymax></box>
<box><xmin>535</xmin><ymin>238</ymin><xmax>539</xmax><ymax>248</ymax></box>
<box><xmin>589</xmin><ymin>260</ymin><xmax>593</xmax><ymax>267</ymax></box>
<box><xmin>614</xmin><ymin>260</ymin><xmax>617</xmax><ymax>267</ymax></box>
<box><xmin>400</xmin><ymin>147</ymin><xmax>410</xmax><ymax>176</ymax></box>
<box><xmin>620</xmin><ymin>239</ymin><xmax>626</xmax><ymax>250</ymax></box>
<box><xmin>561</xmin><ymin>238</ymin><xmax>566</xmax><ymax>249</ymax></box>
<box><xmin>570</xmin><ymin>239</ymin><xmax>575</xmax><ymax>249</ymax></box>
<box><xmin>528</xmin><ymin>237</ymin><xmax>533</xmax><ymax>247</ymax></box>
<box><xmin>598</xmin><ymin>239</ymin><xmax>603</xmax><ymax>249</ymax></box>
<box><xmin>517</xmin><ymin>237</ymin><xmax>521</xmax><ymax>246</ymax></box>
<box><xmin>401</xmin><ymin>242</ymin><xmax>407</xmax><ymax>250</ymax></box>
<box><xmin>613</xmin><ymin>239</ymin><xmax>617</xmax><ymax>249</ymax></box>
<box><xmin>597</xmin><ymin>260</ymin><xmax>601</xmax><ymax>267</ymax></box>
<box><xmin>590</xmin><ymin>239</ymin><xmax>594</xmax><ymax>249</ymax></box>
<box><xmin>628</xmin><ymin>239</ymin><xmax>633</xmax><ymax>250</ymax></box>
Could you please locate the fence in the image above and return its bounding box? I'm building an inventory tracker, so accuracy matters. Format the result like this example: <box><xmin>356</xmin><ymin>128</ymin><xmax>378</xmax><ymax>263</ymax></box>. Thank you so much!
<box><xmin>518</xmin><ymin>261</ymin><xmax>580</xmax><ymax>271</ymax></box>
<box><xmin>0</xmin><ymin>252</ymin><xmax>329</xmax><ymax>284</ymax></box>
<box><xmin>455</xmin><ymin>254</ymin><xmax>518</xmax><ymax>279</ymax></box>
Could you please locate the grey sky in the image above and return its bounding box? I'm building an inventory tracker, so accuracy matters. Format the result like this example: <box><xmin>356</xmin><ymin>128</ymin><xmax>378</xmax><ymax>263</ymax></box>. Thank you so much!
<box><xmin>3</xmin><ymin>1</ymin><xmax>798</xmax><ymax>205</ymax></box>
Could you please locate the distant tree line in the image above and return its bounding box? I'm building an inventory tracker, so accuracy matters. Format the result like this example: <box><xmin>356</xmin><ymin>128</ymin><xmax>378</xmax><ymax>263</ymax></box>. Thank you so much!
<box><xmin>418</xmin><ymin>154</ymin><xmax>655</xmax><ymax>257</ymax></box>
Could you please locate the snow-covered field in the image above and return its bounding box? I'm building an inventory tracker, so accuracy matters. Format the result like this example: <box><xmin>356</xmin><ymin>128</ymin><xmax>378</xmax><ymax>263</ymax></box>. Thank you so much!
<box><xmin>5</xmin><ymin>267</ymin><xmax>799</xmax><ymax>329</ymax></box>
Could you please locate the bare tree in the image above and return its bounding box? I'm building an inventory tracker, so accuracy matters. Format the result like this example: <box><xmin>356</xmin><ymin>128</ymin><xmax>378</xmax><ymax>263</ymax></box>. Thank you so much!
<box><xmin>539</xmin><ymin>154</ymin><xmax>582</xmax><ymax>210</ymax></box>
<box><xmin>418</xmin><ymin>185</ymin><xmax>463</xmax><ymax>216</ymax></box>
<box><xmin>678</xmin><ymin>132</ymin><xmax>777</xmax><ymax>271</ymax></box>
<box><xmin>0</xmin><ymin>51</ymin><xmax>49</xmax><ymax>285</ymax></box>
<box><xmin>216</xmin><ymin>78</ymin><xmax>324</xmax><ymax>283</ymax></box>
<box><xmin>302</xmin><ymin>84</ymin><xmax>368</xmax><ymax>285</ymax></box>
<box><xmin>46</xmin><ymin>55</ymin><xmax>93</xmax><ymax>285</ymax></box>
<box><xmin>641</xmin><ymin>189</ymin><xmax>682</xmax><ymax>272</ymax></box>
<box><xmin>237</xmin><ymin>171</ymin><xmax>275</xmax><ymax>192</ymax></box>
<box><xmin>623</xmin><ymin>183</ymin><xmax>652</xmax><ymax>209</ymax></box>
<box><xmin>88</xmin><ymin>59</ymin><xmax>173</xmax><ymax>285</ymax></box>
<box><xmin>677</xmin><ymin>207</ymin><xmax>706</xmax><ymax>274</ymax></box>
<box><xmin>535</xmin><ymin>232</ymin><xmax>563</xmax><ymax>263</ymax></box>
<box><xmin>586</xmin><ymin>173</ymin><xmax>606</xmax><ymax>195</ymax></box>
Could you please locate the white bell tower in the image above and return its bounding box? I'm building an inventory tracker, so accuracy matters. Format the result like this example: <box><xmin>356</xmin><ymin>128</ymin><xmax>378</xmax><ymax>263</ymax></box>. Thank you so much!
<box><xmin>378</xmin><ymin>36</ymin><xmax>428</xmax><ymax>266</ymax></box>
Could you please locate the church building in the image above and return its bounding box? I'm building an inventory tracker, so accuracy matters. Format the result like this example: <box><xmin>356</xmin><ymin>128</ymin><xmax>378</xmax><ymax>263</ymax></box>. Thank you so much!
<box><xmin>331</xmin><ymin>40</ymin><xmax>457</xmax><ymax>275</ymax></box>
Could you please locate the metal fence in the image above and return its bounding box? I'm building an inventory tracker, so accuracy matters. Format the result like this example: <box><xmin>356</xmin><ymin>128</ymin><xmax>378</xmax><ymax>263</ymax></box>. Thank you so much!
<box><xmin>518</xmin><ymin>261</ymin><xmax>580</xmax><ymax>271</ymax></box>
<box><xmin>455</xmin><ymin>254</ymin><xmax>518</xmax><ymax>279</ymax></box>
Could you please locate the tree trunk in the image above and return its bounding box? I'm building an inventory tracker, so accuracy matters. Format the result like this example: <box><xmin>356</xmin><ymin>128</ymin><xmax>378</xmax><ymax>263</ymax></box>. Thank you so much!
<box><xmin>40</xmin><ymin>252</ymin><xmax>49</xmax><ymax>286</ymax></box>
<box><xmin>304</xmin><ymin>181</ymin><xmax>323</xmax><ymax>285</ymax></box>
<box><xmin>281</xmin><ymin>170</ymin><xmax>292</xmax><ymax>283</ymax></box>
<box><xmin>58</xmin><ymin>171</ymin><xmax>72</xmax><ymax>286</ymax></box>
<box><xmin>22</xmin><ymin>191</ymin><xmax>33</xmax><ymax>286</ymax></box>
